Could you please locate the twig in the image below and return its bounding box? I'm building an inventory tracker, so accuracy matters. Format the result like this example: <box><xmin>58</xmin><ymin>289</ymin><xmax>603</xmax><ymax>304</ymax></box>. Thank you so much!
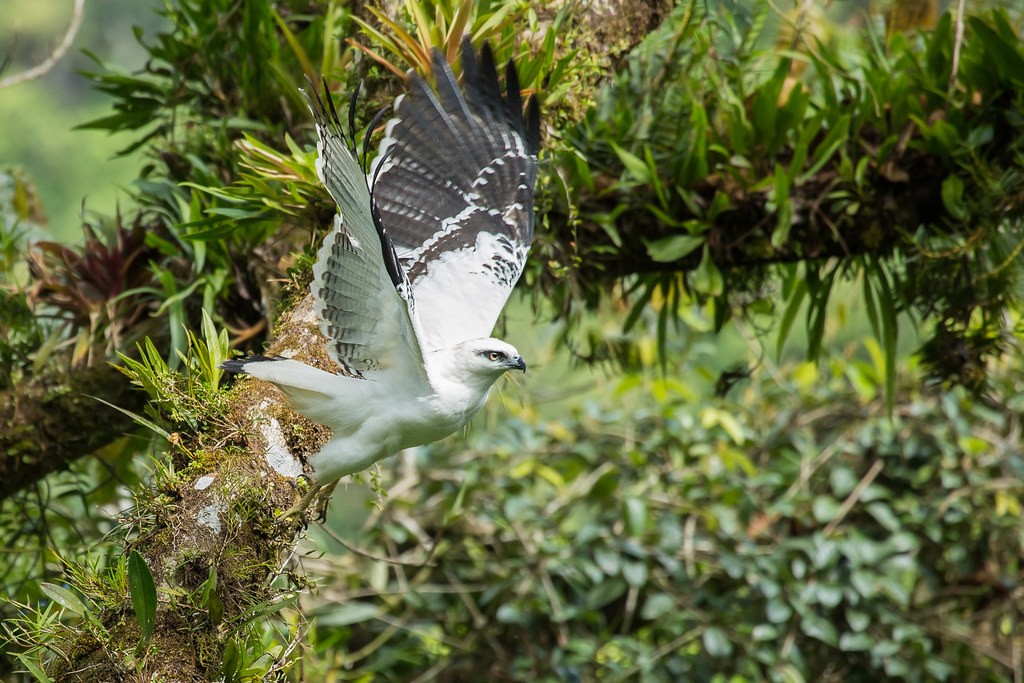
<box><xmin>609</xmin><ymin>627</ymin><xmax>703</xmax><ymax>681</ymax></box>
<box><xmin>948</xmin><ymin>0</ymin><xmax>967</xmax><ymax>95</ymax></box>
<box><xmin>0</xmin><ymin>0</ymin><xmax>87</xmax><ymax>90</ymax></box>
<box><xmin>339</xmin><ymin>612</ymin><xmax>406</xmax><ymax>665</ymax></box>
<box><xmin>316</xmin><ymin>521</ymin><xmax>434</xmax><ymax>567</ymax></box>
<box><xmin>823</xmin><ymin>459</ymin><xmax>884</xmax><ymax>535</ymax></box>
<box><xmin>783</xmin><ymin>440</ymin><xmax>844</xmax><ymax>501</ymax></box>
<box><xmin>509</xmin><ymin>518</ymin><xmax>569</xmax><ymax>647</ymax></box>
<box><xmin>408</xmin><ymin>660</ymin><xmax>450</xmax><ymax>683</ymax></box>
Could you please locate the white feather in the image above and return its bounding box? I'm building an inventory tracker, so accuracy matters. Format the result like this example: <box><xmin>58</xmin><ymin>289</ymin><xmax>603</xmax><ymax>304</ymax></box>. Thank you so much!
<box><xmin>225</xmin><ymin>42</ymin><xmax>537</xmax><ymax>486</ymax></box>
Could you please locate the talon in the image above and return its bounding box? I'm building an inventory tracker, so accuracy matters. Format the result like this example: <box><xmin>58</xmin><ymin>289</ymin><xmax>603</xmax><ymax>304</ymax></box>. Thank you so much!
<box><xmin>278</xmin><ymin>480</ymin><xmax>324</xmax><ymax>525</ymax></box>
<box><xmin>313</xmin><ymin>481</ymin><xmax>339</xmax><ymax>522</ymax></box>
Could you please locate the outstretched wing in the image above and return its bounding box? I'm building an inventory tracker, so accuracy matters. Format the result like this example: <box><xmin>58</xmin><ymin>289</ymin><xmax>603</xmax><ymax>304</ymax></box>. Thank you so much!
<box><xmin>305</xmin><ymin>83</ymin><xmax>429</xmax><ymax>387</ymax></box>
<box><xmin>370</xmin><ymin>39</ymin><xmax>541</xmax><ymax>353</ymax></box>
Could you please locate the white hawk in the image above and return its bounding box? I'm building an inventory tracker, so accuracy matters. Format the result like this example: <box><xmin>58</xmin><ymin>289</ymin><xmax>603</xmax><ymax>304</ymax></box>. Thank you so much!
<box><xmin>223</xmin><ymin>39</ymin><xmax>540</xmax><ymax>486</ymax></box>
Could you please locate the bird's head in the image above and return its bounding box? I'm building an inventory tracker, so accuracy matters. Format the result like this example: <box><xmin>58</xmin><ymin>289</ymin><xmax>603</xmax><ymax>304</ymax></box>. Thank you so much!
<box><xmin>435</xmin><ymin>338</ymin><xmax>526</xmax><ymax>393</ymax></box>
<box><xmin>426</xmin><ymin>338</ymin><xmax>526</xmax><ymax>402</ymax></box>
<box><xmin>463</xmin><ymin>338</ymin><xmax>527</xmax><ymax>376</ymax></box>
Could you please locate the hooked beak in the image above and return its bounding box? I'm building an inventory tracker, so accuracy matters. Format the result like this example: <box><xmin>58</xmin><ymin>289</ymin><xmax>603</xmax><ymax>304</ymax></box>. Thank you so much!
<box><xmin>510</xmin><ymin>356</ymin><xmax>527</xmax><ymax>373</ymax></box>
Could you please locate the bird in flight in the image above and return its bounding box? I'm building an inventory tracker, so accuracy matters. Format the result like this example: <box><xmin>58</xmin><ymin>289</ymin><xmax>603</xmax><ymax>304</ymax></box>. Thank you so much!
<box><xmin>223</xmin><ymin>39</ymin><xmax>540</xmax><ymax>495</ymax></box>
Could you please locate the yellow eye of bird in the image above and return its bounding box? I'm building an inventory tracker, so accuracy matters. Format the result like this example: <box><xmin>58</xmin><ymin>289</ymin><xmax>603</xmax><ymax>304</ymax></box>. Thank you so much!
<box><xmin>488</xmin><ymin>352</ymin><xmax>502</xmax><ymax>362</ymax></box>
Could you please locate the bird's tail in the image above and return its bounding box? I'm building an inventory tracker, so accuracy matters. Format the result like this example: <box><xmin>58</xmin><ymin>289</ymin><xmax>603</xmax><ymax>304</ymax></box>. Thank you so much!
<box><xmin>221</xmin><ymin>355</ymin><xmax>334</xmax><ymax>388</ymax></box>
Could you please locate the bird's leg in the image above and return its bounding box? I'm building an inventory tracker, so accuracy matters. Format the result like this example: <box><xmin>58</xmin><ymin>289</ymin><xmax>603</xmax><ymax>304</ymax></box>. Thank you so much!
<box><xmin>278</xmin><ymin>479</ymin><xmax>324</xmax><ymax>525</ymax></box>
<box><xmin>277</xmin><ymin>478</ymin><xmax>343</xmax><ymax>525</ymax></box>
<box><xmin>313</xmin><ymin>481</ymin><xmax>339</xmax><ymax>522</ymax></box>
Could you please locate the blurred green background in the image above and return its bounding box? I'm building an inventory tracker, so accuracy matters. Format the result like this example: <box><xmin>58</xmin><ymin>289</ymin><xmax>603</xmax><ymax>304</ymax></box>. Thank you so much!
<box><xmin>0</xmin><ymin>0</ymin><xmax>165</xmax><ymax>243</ymax></box>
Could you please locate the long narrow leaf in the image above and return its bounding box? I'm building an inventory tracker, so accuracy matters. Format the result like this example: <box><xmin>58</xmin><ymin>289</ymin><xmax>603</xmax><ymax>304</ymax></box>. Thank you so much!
<box><xmin>874</xmin><ymin>266</ymin><xmax>899</xmax><ymax>415</ymax></box>
<box><xmin>128</xmin><ymin>551</ymin><xmax>158</xmax><ymax>646</ymax></box>
<box><xmin>90</xmin><ymin>395</ymin><xmax>171</xmax><ymax>441</ymax></box>
<box><xmin>776</xmin><ymin>268</ymin><xmax>808</xmax><ymax>360</ymax></box>
<box><xmin>14</xmin><ymin>654</ymin><xmax>54</xmax><ymax>683</ymax></box>
<box><xmin>40</xmin><ymin>583</ymin><xmax>87</xmax><ymax>617</ymax></box>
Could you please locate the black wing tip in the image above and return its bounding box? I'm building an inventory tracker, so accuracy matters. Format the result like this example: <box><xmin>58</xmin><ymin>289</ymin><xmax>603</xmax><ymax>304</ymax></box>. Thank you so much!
<box><xmin>525</xmin><ymin>93</ymin><xmax>541</xmax><ymax>155</ymax></box>
<box><xmin>306</xmin><ymin>76</ymin><xmax>391</xmax><ymax>174</ymax></box>
<box><xmin>394</xmin><ymin>39</ymin><xmax>540</xmax><ymax>156</ymax></box>
<box><xmin>220</xmin><ymin>355</ymin><xmax>285</xmax><ymax>374</ymax></box>
<box><xmin>459</xmin><ymin>39</ymin><xmax>541</xmax><ymax>155</ymax></box>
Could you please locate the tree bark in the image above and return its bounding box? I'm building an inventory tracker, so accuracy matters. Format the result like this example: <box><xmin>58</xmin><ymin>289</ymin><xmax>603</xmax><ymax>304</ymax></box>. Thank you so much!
<box><xmin>45</xmin><ymin>297</ymin><xmax>333</xmax><ymax>681</ymax></box>
<box><xmin>0</xmin><ymin>361</ymin><xmax>147</xmax><ymax>499</ymax></box>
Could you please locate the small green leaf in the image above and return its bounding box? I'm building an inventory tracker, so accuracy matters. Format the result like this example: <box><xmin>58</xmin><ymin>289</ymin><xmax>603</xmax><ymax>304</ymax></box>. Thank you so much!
<box><xmin>443</xmin><ymin>478</ymin><xmax>470</xmax><ymax>524</ymax></box>
<box><xmin>128</xmin><ymin>550</ymin><xmax>158</xmax><ymax>645</ymax></box>
<box><xmin>40</xmin><ymin>583</ymin><xmax>87</xmax><ymax>616</ymax></box>
<box><xmin>496</xmin><ymin>603</ymin><xmax>528</xmax><ymax>624</ymax></box>
<box><xmin>799</xmin><ymin>113</ymin><xmax>850</xmax><ymax>183</ymax></box>
<box><xmin>594</xmin><ymin>546</ymin><xmax>621</xmax><ymax>576</ymax></box>
<box><xmin>830</xmin><ymin>466</ymin><xmax>858</xmax><ymax>498</ymax></box>
<box><xmin>199</xmin><ymin>309</ymin><xmax>227</xmax><ymax>390</ymax></box>
<box><xmin>862</xmin><ymin>270</ymin><xmax>881</xmax><ymax>342</ymax></box>
<box><xmin>314</xmin><ymin>602</ymin><xmax>381</xmax><ymax>627</ymax></box>
<box><xmin>90</xmin><ymin>395</ymin><xmax>171</xmax><ymax>441</ymax></box>
<box><xmin>776</xmin><ymin>268</ymin><xmax>808</xmax><ymax>360</ymax></box>
<box><xmin>623</xmin><ymin>497</ymin><xmax>647</xmax><ymax>537</ymax></box>
<box><xmin>770</xmin><ymin>164</ymin><xmax>793</xmax><ymax>246</ymax></box>
<box><xmin>812</xmin><ymin>495</ymin><xmax>841</xmax><ymax>524</ymax></box>
<box><xmin>766</xmin><ymin>598</ymin><xmax>792</xmax><ymax>623</ymax></box>
<box><xmin>222</xmin><ymin>639</ymin><xmax>241</xmax><ymax>683</ymax></box>
<box><xmin>969</xmin><ymin>17</ymin><xmax>1024</xmax><ymax>84</ymax></box>
<box><xmin>940</xmin><ymin>174</ymin><xmax>968</xmax><ymax>221</ymax></box>
<box><xmin>645</xmin><ymin>234</ymin><xmax>704</xmax><ymax>263</ymax></box>
<box><xmin>640</xmin><ymin>593</ymin><xmax>676</xmax><ymax>620</ymax></box>
<box><xmin>839</xmin><ymin>632</ymin><xmax>873</xmax><ymax>652</ymax></box>
<box><xmin>874</xmin><ymin>267</ymin><xmax>899</xmax><ymax>415</ymax></box>
<box><xmin>586</xmin><ymin>578</ymin><xmax>627</xmax><ymax>609</ymax></box>
<box><xmin>693</xmin><ymin>245</ymin><xmax>724</xmax><ymax>296</ymax></box>
<box><xmin>867</xmin><ymin>502</ymin><xmax>900</xmax><ymax>532</ymax></box>
<box><xmin>846</xmin><ymin>608</ymin><xmax>871</xmax><ymax>632</ymax></box>
<box><xmin>610</xmin><ymin>142</ymin><xmax>651</xmax><ymax>184</ymax></box>
<box><xmin>207</xmin><ymin>588</ymin><xmax>224</xmax><ymax>627</ymax></box>
<box><xmin>622</xmin><ymin>560</ymin><xmax>648</xmax><ymax>588</ymax></box>
<box><xmin>800</xmin><ymin>613</ymin><xmax>839</xmax><ymax>646</ymax></box>
<box><xmin>751</xmin><ymin>624</ymin><xmax>779</xmax><ymax>642</ymax></box>
<box><xmin>702</xmin><ymin>626</ymin><xmax>734</xmax><ymax>657</ymax></box>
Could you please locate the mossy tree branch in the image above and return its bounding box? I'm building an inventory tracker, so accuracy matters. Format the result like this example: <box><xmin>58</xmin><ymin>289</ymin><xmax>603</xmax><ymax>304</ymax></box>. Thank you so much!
<box><xmin>42</xmin><ymin>297</ymin><xmax>332</xmax><ymax>681</ymax></box>
<box><xmin>0</xmin><ymin>360</ymin><xmax>146</xmax><ymax>499</ymax></box>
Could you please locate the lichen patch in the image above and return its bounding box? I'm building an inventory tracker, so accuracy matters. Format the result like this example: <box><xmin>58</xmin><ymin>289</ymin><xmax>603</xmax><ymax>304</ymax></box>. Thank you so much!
<box><xmin>196</xmin><ymin>503</ymin><xmax>225</xmax><ymax>534</ymax></box>
<box><xmin>257</xmin><ymin>401</ymin><xmax>304</xmax><ymax>478</ymax></box>
<box><xmin>194</xmin><ymin>474</ymin><xmax>216</xmax><ymax>490</ymax></box>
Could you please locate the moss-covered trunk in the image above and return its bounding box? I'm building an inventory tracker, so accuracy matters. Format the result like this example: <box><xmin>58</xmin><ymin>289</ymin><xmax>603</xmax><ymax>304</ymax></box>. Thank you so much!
<box><xmin>44</xmin><ymin>299</ymin><xmax>336</xmax><ymax>681</ymax></box>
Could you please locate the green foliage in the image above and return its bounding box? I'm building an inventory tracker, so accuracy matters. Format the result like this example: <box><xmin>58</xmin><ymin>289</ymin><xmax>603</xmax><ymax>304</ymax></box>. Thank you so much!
<box><xmin>63</xmin><ymin>0</ymin><xmax>355</xmax><ymax>366</ymax></box>
<box><xmin>0</xmin><ymin>441</ymin><xmax>150</xmax><ymax>678</ymax></box>
<box><xmin>172</xmin><ymin>0</ymin><xmax>575</xmax><ymax>257</ymax></box>
<box><xmin>112</xmin><ymin>309</ymin><xmax>231</xmax><ymax>440</ymax></box>
<box><xmin>4</xmin><ymin>555</ymin><xmax>127</xmax><ymax>679</ymax></box>
<box><xmin>8</xmin><ymin>1</ymin><xmax>1024</xmax><ymax>680</ymax></box>
<box><xmin>294</xmin><ymin>338</ymin><xmax>1024</xmax><ymax>681</ymax></box>
<box><xmin>545</xmin><ymin>2</ymin><xmax>1024</xmax><ymax>393</ymax></box>
<box><xmin>0</xmin><ymin>168</ymin><xmax>45</xmax><ymax>380</ymax></box>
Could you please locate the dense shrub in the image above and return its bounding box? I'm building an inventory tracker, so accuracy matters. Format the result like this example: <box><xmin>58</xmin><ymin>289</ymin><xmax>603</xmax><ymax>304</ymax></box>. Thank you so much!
<box><xmin>294</xmin><ymin>347</ymin><xmax>1024</xmax><ymax>682</ymax></box>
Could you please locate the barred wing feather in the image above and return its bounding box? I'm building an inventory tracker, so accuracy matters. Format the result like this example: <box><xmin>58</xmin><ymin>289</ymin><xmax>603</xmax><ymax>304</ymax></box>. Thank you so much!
<box><xmin>371</xmin><ymin>40</ymin><xmax>540</xmax><ymax>353</ymax></box>
<box><xmin>305</xmin><ymin>86</ymin><xmax>429</xmax><ymax>388</ymax></box>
